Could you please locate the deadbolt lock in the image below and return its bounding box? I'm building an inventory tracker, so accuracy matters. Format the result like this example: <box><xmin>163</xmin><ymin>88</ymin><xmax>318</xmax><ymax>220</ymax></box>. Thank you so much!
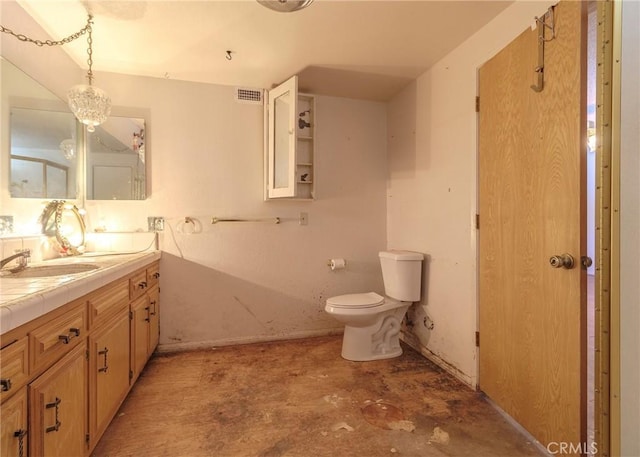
<box><xmin>549</xmin><ymin>253</ymin><xmax>575</xmax><ymax>269</ymax></box>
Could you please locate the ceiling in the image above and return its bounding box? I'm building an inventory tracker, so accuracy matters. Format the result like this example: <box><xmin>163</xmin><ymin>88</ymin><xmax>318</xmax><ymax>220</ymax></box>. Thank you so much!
<box><xmin>18</xmin><ymin>0</ymin><xmax>512</xmax><ymax>101</ymax></box>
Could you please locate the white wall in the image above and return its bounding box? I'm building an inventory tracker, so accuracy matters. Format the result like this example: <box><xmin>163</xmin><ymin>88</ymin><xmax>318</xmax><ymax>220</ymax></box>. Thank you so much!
<box><xmin>619</xmin><ymin>1</ymin><xmax>640</xmax><ymax>453</ymax></box>
<box><xmin>82</xmin><ymin>72</ymin><xmax>389</xmax><ymax>349</ymax></box>
<box><xmin>387</xmin><ymin>1</ymin><xmax>554</xmax><ymax>386</ymax></box>
<box><xmin>2</xmin><ymin>2</ymin><xmax>388</xmax><ymax>349</ymax></box>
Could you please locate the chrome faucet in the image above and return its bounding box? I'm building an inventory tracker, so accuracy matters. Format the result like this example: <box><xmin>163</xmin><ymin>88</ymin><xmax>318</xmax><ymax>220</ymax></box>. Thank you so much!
<box><xmin>0</xmin><ymin>249</ymin><xmax>31</xmax><ymax>271</ymax></box>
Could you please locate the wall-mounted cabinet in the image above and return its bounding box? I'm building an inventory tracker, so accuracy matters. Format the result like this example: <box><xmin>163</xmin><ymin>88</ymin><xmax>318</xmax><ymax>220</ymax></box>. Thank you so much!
<box><xmin>265</xmin><ymin>75</ymin><xmax>315</xmax><ymax>200</ymax></box>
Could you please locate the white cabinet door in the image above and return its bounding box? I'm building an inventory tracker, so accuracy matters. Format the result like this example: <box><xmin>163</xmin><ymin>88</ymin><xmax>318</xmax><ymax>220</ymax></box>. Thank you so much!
<box><xmin>267</xmin><ymin>75</ymin><xmax>298</xmax><ymax>198</ymax></box>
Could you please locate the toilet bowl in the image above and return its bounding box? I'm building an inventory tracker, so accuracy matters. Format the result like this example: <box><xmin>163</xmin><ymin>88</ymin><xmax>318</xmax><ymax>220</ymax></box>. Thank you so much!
<box><xmin>325</xmin><ymin>292</ymin><xmax>410</xmax><ymax>361</ymax></box>
<box><xmin>325</xmin><ymin>250</ymin><xmax>423</xmax><ymax>361</ymax></box>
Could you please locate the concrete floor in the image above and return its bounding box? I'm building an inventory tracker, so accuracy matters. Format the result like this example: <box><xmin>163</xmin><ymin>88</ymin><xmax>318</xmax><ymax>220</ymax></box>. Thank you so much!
<box><xmin>92</xmin><ymin>336</ymin><xmax>544</xmax><ymax>457</ymax></box>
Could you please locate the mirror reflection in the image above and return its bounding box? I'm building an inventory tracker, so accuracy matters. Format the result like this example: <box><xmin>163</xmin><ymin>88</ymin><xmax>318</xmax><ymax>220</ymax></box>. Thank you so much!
<box><xmin>10</xmin><ymin>107</ymin><xmax>78</xmax><ymax>199</ymax></box>
<box><xmin>2</xmin><ymin>58</ymin><xmax>148</xmax><ymax>204</ymax></box>
<box><xmin>86</xmin><ymin>116</ymin><xmax>146</xmax><ymax>200</ymax></box>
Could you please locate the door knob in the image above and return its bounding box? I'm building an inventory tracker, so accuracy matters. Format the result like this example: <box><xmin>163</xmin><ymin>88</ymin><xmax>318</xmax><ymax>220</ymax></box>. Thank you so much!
<box><xmin>549</xmin><ymin>254</ymin><xmax>575</xmax><ymax>269</ymax></box>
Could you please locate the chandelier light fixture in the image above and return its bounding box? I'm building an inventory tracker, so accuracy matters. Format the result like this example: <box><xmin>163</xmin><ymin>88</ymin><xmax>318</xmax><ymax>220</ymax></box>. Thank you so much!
<box><xmin>0</xmin><ymin>14</ymin><xmax>111</xmax><ymax>132</ymax></box>
<box><xmin>257</xmin><ymin>0</ymin><xmax>314</xmax><ymax>13</ymax></box>
<box><xmin>59</xmin><ymin>139</ymin><xmax>76</xmax><ymax>160</ymax></box>
<box><xmin>67</xmin><ymin>15</ymin><xmax>111</xmax><ymax>132</ymax></box>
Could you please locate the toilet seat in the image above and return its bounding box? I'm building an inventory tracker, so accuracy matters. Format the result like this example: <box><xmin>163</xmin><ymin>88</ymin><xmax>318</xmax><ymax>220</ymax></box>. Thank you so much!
<box><xmin>326</xmin><ymin>292</ymin><xmax>384</xmax><ymax>309</ymax></box>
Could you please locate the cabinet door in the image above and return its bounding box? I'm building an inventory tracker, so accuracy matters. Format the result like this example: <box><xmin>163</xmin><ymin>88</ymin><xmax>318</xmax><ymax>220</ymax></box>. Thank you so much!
<box><xmin>148</xmin><ymin>286</ymin><xmax>160</xmax><ymax>355</ymax></box>
<box><xmin>29</xmin><ymin>342</ymin><xmax>87</xmax><ymax>457</ymax></box>
<box><xmin>1</xmin><ymin>387</ymin><xmax>28</xmax><ymax>457</ymax></box>
<box><xmin>130</xmin><ymin>295</ymin><xmax>149</xmax><ymax>382</ymax></box>
<box><xmin>89</xmin><ymin>307</ymin><xmax>130</xmax><ymax>447</ymax></box>
<box><xmin>267</xmin><ymin>75</ymin><xmax>298</xmax><ymax>198</ymax></box>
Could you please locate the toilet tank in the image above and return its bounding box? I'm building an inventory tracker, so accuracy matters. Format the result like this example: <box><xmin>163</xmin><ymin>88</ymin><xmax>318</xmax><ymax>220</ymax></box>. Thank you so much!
<box><xmin>379</xmin><ymin>250</ymin><xmax>423</xmax><ymax>302</ymax></box>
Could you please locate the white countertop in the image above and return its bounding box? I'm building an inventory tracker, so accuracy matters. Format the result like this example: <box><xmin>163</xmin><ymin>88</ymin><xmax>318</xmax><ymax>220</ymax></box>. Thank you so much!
<box><xmin>0</xmin><ymin>251</ymin><xmax>162</xmax><ymax>335</ymax></box>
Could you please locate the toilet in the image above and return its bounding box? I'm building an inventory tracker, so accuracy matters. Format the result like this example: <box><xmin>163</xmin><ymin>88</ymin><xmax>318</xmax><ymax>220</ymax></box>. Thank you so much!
<box><xmin>325</xmin><ymin>250</ymin><xmax>423</xmax><ymax>361</ymax></box>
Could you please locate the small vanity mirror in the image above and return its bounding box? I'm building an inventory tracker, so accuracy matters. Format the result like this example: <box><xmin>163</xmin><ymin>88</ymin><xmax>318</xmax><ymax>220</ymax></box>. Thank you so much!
<box><xmin>40</xmin><ymin>200</ymin><xmax>86</xmax><ymax>254</ymax></box>
<box><xmin>86</xmin><ymin>116</ymin><xmax>146</xmax><ymax>200</ymax></box>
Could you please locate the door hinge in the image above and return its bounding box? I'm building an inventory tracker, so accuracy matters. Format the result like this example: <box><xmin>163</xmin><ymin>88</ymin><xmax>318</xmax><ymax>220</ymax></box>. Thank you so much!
<box><xmin>86</xmin><ymin>433</ymin><xmax>90</xmax><ymax>444</ymax></box>
<box><xmin>129</xmin><ymin>370</ymin><xmax>133</xmax><ymax>380</ymax></box>
<box><xmin>475</xmin><ymin>331</ymin><xmax>480</xmax><ymax>347</ymax></box>
<box><xmin>475</xmin><ymin>214</ymin><xmax>480</xmax><ymax>229</ymax></box>
<box><xmin>475</xmin><ymin>96</ymin><xmax>480</xmax><ymax>113</ymax></box>
<box><xmin>129</xmin><ymin>310</ymin><xmax>133</xmax><ymax>320</ymax></box>
<box><xmin>85</xmin><ymin>349</ymin><xmax>89</xmax><ymax>360</ymax></box>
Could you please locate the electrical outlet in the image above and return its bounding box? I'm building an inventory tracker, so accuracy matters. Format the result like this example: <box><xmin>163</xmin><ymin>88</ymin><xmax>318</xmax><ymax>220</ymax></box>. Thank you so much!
<box><xmin>147</xmin><ymin>217</ymin><xmax>165</xmax><ymax>232</ymax></box>
<box><xmin>0</xmin><ymin>215</ymin><xmax>14</xmax><ymax>235</ymax></box>
<box><xmin>299</xmin><ymin>212</ymin><xmax>308</xmax><ymax>226</ymax></box>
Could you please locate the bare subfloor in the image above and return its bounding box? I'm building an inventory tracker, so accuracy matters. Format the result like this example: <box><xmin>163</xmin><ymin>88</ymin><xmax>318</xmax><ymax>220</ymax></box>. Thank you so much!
<box><xmin>93</xmin><ymin>336</ymin><xmax>543</xmax><ymax>457</ymax></box>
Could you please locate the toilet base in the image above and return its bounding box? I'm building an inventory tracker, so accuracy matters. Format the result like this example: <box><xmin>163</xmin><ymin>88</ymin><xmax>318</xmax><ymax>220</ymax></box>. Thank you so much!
<box><xmin>340</xmin><ymin>312</ymin><xmax>406</xmax><ymax>361</ymax></box>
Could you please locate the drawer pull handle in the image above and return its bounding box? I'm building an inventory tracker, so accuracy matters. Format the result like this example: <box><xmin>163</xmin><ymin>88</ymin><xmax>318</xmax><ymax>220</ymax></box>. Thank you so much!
<box><xmin>45</xmin><ymin>397</ymin><xmax>61</xmax><ymax>433</ymax></box>
<box><xmin>138</xmin><ymin>281</ymin><xmax>147</xmax><ymax>289</ymax></box>
<box><xmin>98</xmin><ymin>347</ymin><xmax>109</xmax><ymax>373</ymax></box>
<box><xmin>153</xmin><ymin>272</ymin><xmax>160</xmax><ymax>279</ymax></box>
<box><xmin>58</xmin><ymin>327</ymin><xmax>80</xmax><ymax>344</ymax></box>
<box><xmin>1</xmin><ymin>378</ymin><xmax>12</xmax><ymax>392</ymax></box>
<box><xmin>14</xmin><ymin>429</ymin><xmax>27</xmax><ymax>457</ymax></box>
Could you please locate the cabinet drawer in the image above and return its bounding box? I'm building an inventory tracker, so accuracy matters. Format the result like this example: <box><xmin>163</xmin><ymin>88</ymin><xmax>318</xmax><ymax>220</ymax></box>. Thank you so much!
<box><xmin>0</xmin><ymin>337</ymin><xmax>28</xmax><ymax>402</ymax></box>
<box><xmin>29</xmin><ymin>303</ymin><xmax>86</xmax><ymax>374</ymax></box>
<box><xmin>129</xmin><ymin>270</ymin><xmax>148</xmax><ymax>300</ymax></box>
<box><xmin>146</xmin><ymin>262</ymin><xmax>160</xmax><ymax>289</ymax></box>
<box><xmin>89</xmin><ymin>278</ymin><xmax>129</xmax><ymax>328</ymax></box>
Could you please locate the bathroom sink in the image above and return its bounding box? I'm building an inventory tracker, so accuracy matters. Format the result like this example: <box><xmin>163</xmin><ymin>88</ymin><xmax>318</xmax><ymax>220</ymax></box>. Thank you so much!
<box><xmin>3</xmin><ymin>263</ymin><xmax>100</xmax><ymax>278</ymax></box>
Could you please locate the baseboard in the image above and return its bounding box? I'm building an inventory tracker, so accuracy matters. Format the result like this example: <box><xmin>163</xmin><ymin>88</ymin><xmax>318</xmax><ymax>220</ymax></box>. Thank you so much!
<box><xmin>157</xmin><ymin>327</ymin><xmax>344</xmax><ymax>353</ymax></box>
<box><xmin>400</xmin><ymin>331</ymin><xmax>474</xmax><ymax>387</ymax></box>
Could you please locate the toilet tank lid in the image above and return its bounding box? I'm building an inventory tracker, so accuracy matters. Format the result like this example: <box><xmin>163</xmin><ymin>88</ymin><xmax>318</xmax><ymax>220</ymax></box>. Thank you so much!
<box><xmin>379</xmin><ymin>250</ymin><xmax>424</xmax><ymax>261</ymax></box>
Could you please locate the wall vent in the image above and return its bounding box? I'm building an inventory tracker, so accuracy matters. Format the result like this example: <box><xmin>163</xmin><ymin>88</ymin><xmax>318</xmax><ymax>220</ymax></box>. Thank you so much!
<box><xmin>235</xmin><ymin>87</ymin><xmax>263</xmax><ymax>105</ymax></box>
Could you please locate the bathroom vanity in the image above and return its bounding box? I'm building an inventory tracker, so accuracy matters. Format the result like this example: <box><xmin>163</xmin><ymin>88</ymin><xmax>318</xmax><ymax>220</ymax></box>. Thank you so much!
<box><xmin>0</xmin><ymin>251</ymin><xmax>161</xmax><ymax>457</ymax></box>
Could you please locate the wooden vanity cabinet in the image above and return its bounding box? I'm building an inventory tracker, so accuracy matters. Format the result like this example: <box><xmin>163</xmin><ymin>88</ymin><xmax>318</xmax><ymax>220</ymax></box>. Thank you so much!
<box><xmin>0</xmin><ymin>257</ymin><xmax>160</xmax><ymax>457</ymax></box>
<box><xmin>29</xmin><ymin>342</ymin><xmax>87</xmax><ymax>457</ymax></box>
<box><xmin>1</xmin><ymin>387</ymin><xmax>28</xmax><ymax>457</ymax></box>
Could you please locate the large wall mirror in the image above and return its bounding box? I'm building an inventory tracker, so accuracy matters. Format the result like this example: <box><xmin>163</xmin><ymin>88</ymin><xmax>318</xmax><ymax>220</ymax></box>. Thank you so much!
<box><xmin>2</xmin><ymin>57</ymin><xmax>147</xmax><ymax>205</ymax></box>
<box><xmin>10</xmin><ymin>107</ymin><xmax>79</xmax><ymax>199</ymax></box>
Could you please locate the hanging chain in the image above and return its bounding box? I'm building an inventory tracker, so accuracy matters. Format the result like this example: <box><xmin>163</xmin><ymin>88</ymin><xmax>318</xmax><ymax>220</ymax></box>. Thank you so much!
<box><xmin>85</xmin><ymin>17</ymin><xmax>94</xmax><ymax>85</ymax></box>
<box><xmin>0</xmin><ymin>14</ymin><xmax>93</xmax><ymax>48</ymax></box>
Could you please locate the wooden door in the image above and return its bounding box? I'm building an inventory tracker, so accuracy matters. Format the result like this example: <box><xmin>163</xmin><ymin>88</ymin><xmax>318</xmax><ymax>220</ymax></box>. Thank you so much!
<box><xmin>148</xmin><ymin>286</ymin><xmax>160</xmax><ymax>355</ymax></box>
<box><xmin>90</xmin><ymin>307</ymin><xmax>130</xmax><ymax>446</ymax></box>
<box><xmin>29</xmin><ymin>342</ymin><xmax>87</xmax><ymax>457</ymax></box>
<box><xmin>478</xmin><ymin>1</ymin><xmax>587</xmax><ymax>449</ymax></box>
<box><xmin>131</xmin><ymin>295</ymin><xmax>150</xmax><ymax>382</ymax></box>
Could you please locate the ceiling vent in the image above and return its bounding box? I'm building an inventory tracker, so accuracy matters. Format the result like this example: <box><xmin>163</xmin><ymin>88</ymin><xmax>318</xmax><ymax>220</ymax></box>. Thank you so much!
<box><xmin>235</xmin><ymin>87</ymin><xmax>263</xmax><ymax>105</ymax></box>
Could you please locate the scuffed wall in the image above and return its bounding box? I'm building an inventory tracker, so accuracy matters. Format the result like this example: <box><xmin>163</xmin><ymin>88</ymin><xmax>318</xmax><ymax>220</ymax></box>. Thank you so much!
<box><xmin>387</xmin><ymin>1</ymin><xmax>555</xmax><ymax>386</ymax></box>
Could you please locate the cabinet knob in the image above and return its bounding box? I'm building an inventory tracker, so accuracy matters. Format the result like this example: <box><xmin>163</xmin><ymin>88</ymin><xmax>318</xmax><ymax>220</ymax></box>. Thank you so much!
<box><xmin>14</xmin><ymin>429</ymin><xmax>27</xmax><ymax>457</ymax></box>
<box><xmin>58</xmin><ymin>327</ymin><xmax>80</xmax><ymax>344</ymax></box>
<box><xmin>1</xmin><ymin>378</ymin><xmax>12</xmax><ymax>392</ymax></box>
<box><xmin>98</xmin><ymin>347</ymin><xmax>109</xmax><ymax>373</ymax></box>
<box><xmin>45</xmin><ymin>397</ymin><xmax>62</xmax><ymax>433</ymax></box>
